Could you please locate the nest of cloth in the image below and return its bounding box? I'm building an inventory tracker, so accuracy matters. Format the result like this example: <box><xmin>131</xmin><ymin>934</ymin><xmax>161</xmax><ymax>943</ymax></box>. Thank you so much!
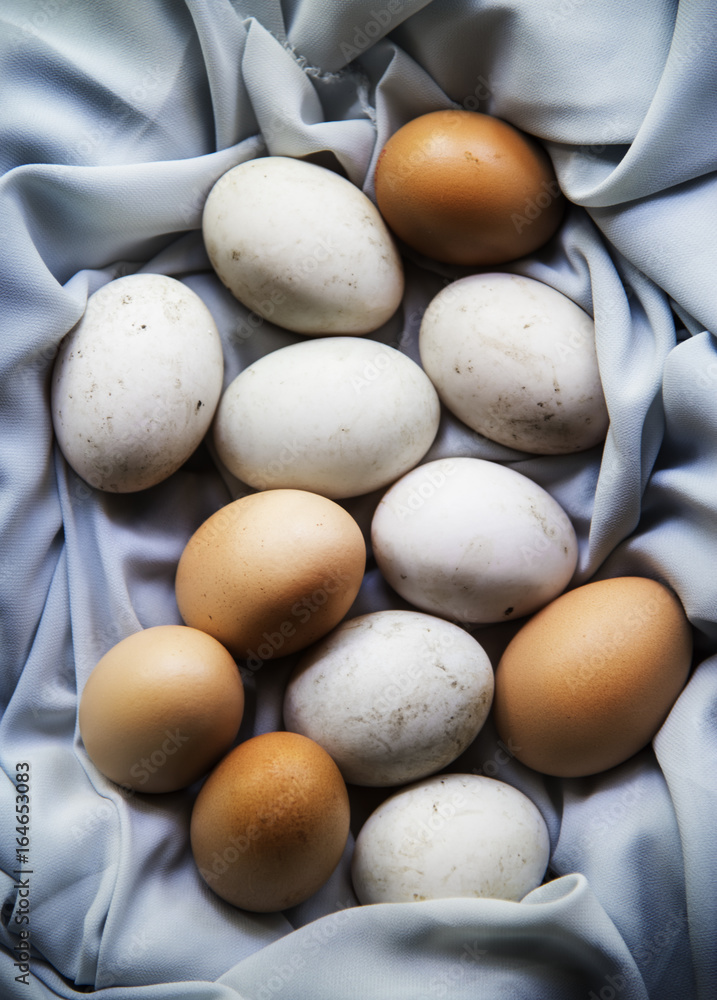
<box><xmin>1</xmin><ymin>1</ymin><xmax>716</xmax><ymax>997</ymax></box>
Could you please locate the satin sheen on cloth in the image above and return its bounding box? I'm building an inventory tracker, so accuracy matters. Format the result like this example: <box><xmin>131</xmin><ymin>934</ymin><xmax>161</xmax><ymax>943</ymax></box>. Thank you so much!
<box><xmin>1</xmin><ymin>1</ymin><xmax>715</xmax><ymax>997</ymax></box>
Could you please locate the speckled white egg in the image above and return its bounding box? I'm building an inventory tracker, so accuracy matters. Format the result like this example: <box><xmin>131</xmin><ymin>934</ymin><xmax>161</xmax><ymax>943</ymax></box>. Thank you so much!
<box><xmin>51</xmin><ymin>273</ymin><xmax>224</xmax><ymax>492</ymax></box>
<box><xmin>213</xmin><ymin>337</ymin><xmax>440</xmax><ymax>499</ymax></box>
<box><xmin>351</xmin><ymin>773</ymin><xmax>550</xmax><ymax>904</ymax></box>
<box><xmin>283</xmin><ymin>610</ymin><xmax>494</xmax><ymax>786</ymax></box>
<box><xmin>419</xmin><ymin>273</ymin><xmax>608</xmax><ymax>454</ymax></box>
<box><xmin>371</xmin><ymin>456</ymin><xmax>577</xmax><ymax>624</ymax></box>
<box><xmin>202</xmin><ymin>156</ymin><xmax>404</xmax><ymax>336</ymax></box>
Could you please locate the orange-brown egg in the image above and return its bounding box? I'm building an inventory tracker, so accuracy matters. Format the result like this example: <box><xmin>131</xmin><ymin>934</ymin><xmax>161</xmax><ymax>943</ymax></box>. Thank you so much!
<box><xmin>175</xmin><ymin>489</ymin><xmax>366</xmax><ymax>664</ymax></box>
<box><xmin>190</xmin><ymin>731</ymin><xmax>351</xmax><ymax>912</ymax></box>
<box><xmin>78</xmin><ymin>625</ymin><xmax>244</xmax><ymax>793</ymax></box>
<box><xmin>492</xmin><ymin>577</ymin><xmax>693</xmax><ymax>777</ymax></box>
<box><xmin>374</xmin><ymin>109</ymin><xmax>565</xmax><ymax>266</ymax></box>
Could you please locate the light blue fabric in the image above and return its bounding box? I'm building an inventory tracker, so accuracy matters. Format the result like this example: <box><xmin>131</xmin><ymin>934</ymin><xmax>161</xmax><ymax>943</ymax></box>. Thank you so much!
<box><xmin>1</xmin><ymin>0</ymin><xmax>715</xmax><ymax>996</ymax></box>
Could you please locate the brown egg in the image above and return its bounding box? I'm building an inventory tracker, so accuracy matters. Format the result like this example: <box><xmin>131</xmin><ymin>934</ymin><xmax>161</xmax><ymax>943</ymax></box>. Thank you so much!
<box><xmin>175</xmin><ymin>489</ymin><xmax>366</xmax><ymax>664</ymax></box>
<box><xmin>492</xmin><ymin>577</ymin><xmax>693</xmax><ymax>777</ymax></box>
<box><xmin>190</xmin><ymin>731</ymin><xmax>351</xmax><ymax>912</ymax></box>
<box><xmin>78</xmin><ymin>625</ymin><xmax>244</xmax><ymax>793</ymax></box>
<box><xmin>374</xmin><ymin>109</ymin><xmax>565</xmax><ymax>266</ymax></box>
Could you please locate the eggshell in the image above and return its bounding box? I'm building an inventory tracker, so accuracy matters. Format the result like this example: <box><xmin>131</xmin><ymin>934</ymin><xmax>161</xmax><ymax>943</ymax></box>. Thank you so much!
<box><xmin>492</xmin><ymin>576</ymin><xmax>694</xmax><ymax>777</ymax></box>
<box><xmin>371</xmin><ymin>456</ymin><xmax>577</xmax><ymax>624</ymax></box>
<box><xmin>78</xmin><ymin>625</ymin><xmax>244</xmax><ymax>793</ymax></box>
<box><xmin>351</xmin><ymin>773</ymin><xmax>550</xmax><ymax>904</ymax></box>
<box><xmin>419</xmin><ymin>273</ymin><xmax>609</xmax><ymax>455</ymax></box>
<box><xmin>283</xmin><ymin>610</ymin><xmax>494</xmax><ymax>786</ymax></box>
<box><xmin>51</xmin><ymin>273</ymin><xmax>224</xmax><ymax>492</ymax></box>
<box><xmin>190</xmin><ymin>731</ymin><xmax>350</xmax><ymax>912</ymax></box>
<box><xmin>202</xmin><ymin>156</ymin><xmax>404</xmax><ymax>335</ymax></box>
<box><xmin>213</xmin><ymin>338</ymin><xmax>440</xmax><ymax>500</ymax></box>
<box><xmin>175</xmin><ymin>489</ymin><xmax>366</xmax><ymax>664</ymax></box>
<box><xmin>374</xmin><ymin>109</ymin><xmax>565</xmax><ymax>266</ymax></box>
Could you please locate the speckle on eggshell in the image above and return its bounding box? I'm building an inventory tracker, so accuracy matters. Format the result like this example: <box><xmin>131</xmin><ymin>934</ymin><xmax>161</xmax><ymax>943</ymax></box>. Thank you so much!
<box><xmin>50</xmin><ymin>273</ymin><xmax>224</xmax><ymax>492</ymax></box>
<box><xmin>374</xmin><ymin>110</ymin><xmax>565</xmax><ymax>266</ymax></box>
<box><xmin>492</xmin><ymin>576</ymin><xmax>694</xmax><ymax>776</ymax></box>
<box><xmin>283</xmin><ymin>610</ymin><xmax>494</xmax><ymax>786</ymax></box>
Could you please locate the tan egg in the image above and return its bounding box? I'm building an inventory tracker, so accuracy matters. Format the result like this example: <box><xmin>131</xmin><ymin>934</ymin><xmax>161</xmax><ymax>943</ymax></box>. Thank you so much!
<box><xmin>492</xmin><ymin>577</ymin><xmax>693</xmax><ymax>777</ymax></box>
<box><xmin>175</xmin><ymin>489</ymin><xmax>366</xmax><ymax>665</ymax></box>
<box><xmin>78</xmin><ymin>625</ymin><xmax>244</xmax><ymax>793</ymax></box>
<box><xmin>190</xmin><ymin>731</ymin><xmax>350</xmax><ymax>912</ymax></box>
<box><xmin>374</xmin><ymin>109</ymin><xmax>565</xmax><ymax>266</ymax></box>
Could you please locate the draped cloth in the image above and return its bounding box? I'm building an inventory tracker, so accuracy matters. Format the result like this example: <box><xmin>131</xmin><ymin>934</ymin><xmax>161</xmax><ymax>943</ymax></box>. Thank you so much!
<box><xmin>1</xmin><ymin>1</ymin><xmax>716</xmax><ymax>996</ymax></box>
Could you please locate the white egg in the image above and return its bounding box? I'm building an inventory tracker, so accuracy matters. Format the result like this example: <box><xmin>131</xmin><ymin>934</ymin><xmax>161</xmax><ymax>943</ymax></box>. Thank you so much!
<box><xmin>419</xmin><ymin>272</ymin><xmax>608</xmax><ymax>454</ymax></box>
<box><xmin>51</xmin><ymin>273</ymin><xmax>223</xmax><ymax>492</ymax></box>
<box><xmin>283</xmin><ymin>610</ymin><xmax>494</xmax><ymax>787</ymax></box>
<box><xmin>351</xmin><ymin>773</ymin><xmax>550</xmax><ymax>904</ymax></box>
<box><xmin>202</xmin><ymin>156</ymin><xmax>404</xmax><ymax>336</ymax></box>
<box><xmin>213</xmin><ymin>337</ymin><xmax>440</xmax><ymax>500</ymax></box>
<box><xmin>371</xmin><ymin>456</ymin><xmax>578</xmax><ymax>623</ymax></box>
